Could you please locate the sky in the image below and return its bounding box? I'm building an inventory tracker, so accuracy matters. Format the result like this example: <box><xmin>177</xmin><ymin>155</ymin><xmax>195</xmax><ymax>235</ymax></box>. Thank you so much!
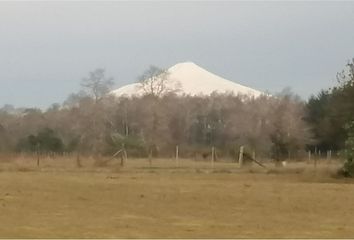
<box><xmin>1</xmin><ymin>1</ymin><xmax>354</xmax><ymax>109</ymax></box>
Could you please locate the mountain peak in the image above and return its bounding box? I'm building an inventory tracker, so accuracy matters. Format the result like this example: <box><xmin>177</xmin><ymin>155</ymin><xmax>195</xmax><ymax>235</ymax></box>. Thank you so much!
<box><xmin>111</xmin><ymin>62</ymin><xmax>263</xmax><ymax>98</ymax></box>
<box><xmin>168</xmin><ymin>61</ymin><xmax>200</xmax><ymax>71</ymax></box>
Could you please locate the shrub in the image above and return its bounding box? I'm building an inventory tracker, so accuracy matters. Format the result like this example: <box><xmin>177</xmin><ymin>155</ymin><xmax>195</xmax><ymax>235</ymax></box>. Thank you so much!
<box><xmin>338</xmin><ymin>121</ymin><xmax>354</xmax><ymax>177</ymax></box>
<box><xmin>16</xmin><ymin>128</ymin><xmax>64</xmax><ymax>153</ymax></box>
<box><xmin>339</xmin><ymin>159</ymin><xmax>354</xmax><ymax>177</ymax></box>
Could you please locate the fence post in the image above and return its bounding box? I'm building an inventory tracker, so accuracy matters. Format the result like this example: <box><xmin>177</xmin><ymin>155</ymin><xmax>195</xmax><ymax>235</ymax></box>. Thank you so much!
<box><xmin>308</xmin><ymin>150</ymin><xmax>311</xmax><ymax>164</ymax></box>
<box><xmin>327</xmin><ymin>150</ymin><xmax>332</xmax><ymax>163</ymax></box>
<box><xmin>175</xmin><ymin>145</ymin><xmax>179</xmax><ymax>167</ymax></box>
<box><xmin>239</xmin><ymin>146</ymin><xmax>244</xmax><ymax>168</ymax></box>
<box><xmin>36</xmin><ymin>143</ymin><xmax>40</xmax><ymax>167</ymax></box>
<box><xmin>148</xmin><ymin>148</ymin><xmax>152</xmax><ymax>167</ymax></box>
<box><xmin>211</xmin><ymin>146</ymin><xmax>215</xmax><ymax>168</ymax></box>
<box><xmin>37</xmin><ymin>151</ymin><xmax>40</xmax><ymax>167</ymax></box>
<box><xmin>121</xmin><ymin>143</ymin><xmax>128</xmax><ymax>167</ymax></box>
<box><xmin>76</xmin><ymin>152</ymin><xmax>82</xmax><ymax>168</ymax></box>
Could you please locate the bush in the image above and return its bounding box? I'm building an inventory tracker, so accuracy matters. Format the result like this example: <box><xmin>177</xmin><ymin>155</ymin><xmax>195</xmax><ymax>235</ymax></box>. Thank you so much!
<box><xmin>338</xmin><ymin>121</ymin><xmax>354</xmax><ymax>177</ymax></box>
<box><xmin>16</xmin><ymin>128</ymin><xmax>64</xmax><ymax>153</ymax></box>
<box><xmin>338</xmin><ymin>159</ymin><xmax>354</xmax><ymax>177</ymax></box>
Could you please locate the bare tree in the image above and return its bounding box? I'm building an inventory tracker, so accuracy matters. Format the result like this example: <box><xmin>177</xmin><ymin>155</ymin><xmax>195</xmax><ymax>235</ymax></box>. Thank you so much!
<box><xmin>0</xmin><ymin>85</ymin><xmax>311</xmax><ymax>159</ymax></box>
<box><xmin>63</xmin><ymin>91</ymin><xmax>90</xmax><ymax>109</ymax></box>
<box><xmin>138</xmin><ymin>65</ymin><xmax>180</xmax><ymax>97</ymax></box>
<box><xmin>81</xmin><ymin>68</ymin><xmax>114</xmax><ymax>103</ymax></box>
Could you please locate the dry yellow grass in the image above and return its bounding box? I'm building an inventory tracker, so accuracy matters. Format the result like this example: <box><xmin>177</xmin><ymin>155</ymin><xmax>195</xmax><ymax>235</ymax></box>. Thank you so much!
<box><xmin>0</xmin><ymin>156</ymin><xmax>353</xmax><ymax>238</ymax></box>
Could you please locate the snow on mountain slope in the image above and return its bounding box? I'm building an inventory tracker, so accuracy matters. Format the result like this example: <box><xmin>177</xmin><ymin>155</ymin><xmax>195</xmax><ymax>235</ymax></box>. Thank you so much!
<box><xmin>111</xmin><ymin>62</ymin><xmax>263</xmax><ymax>97</ymax></box>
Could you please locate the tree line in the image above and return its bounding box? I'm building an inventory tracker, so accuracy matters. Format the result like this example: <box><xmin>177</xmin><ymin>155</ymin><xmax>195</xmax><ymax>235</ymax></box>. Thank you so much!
<box><xmin>306</xmin><ymin>59</ymin><xmax>354</xmax><ymax>153</ymax></box>
<box><xmin>0</xmin><ymin>67</ymin><xmax>313</xmax><ymax>164</ymax></box>
<box><xmin>306</xmin><ymin>59</ymin><xmax>354</xmax><ymax>176</ymax></box>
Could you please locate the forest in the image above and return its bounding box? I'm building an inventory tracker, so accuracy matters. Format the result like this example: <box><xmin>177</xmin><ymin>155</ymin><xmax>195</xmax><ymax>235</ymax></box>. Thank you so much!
<box><xmin>0</xmin><ymin>60</ymin><xmax>353</xmax><ymax>168</ymax></box>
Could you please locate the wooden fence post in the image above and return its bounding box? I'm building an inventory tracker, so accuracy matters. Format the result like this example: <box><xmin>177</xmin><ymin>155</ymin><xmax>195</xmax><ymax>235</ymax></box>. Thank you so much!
<box><xmin>36</xmin><ymin>143</ymin><xmax>40</xmax><ymax>167</ymax></box>
<box><xmin>121</xmin><ymin>143</ymin><xmax>128</xmax><ymax>167</ymax></box>
<box><xmin>211</xmin><ymin>146</ymin><xmax>215</xmax><ymax>168</ymax></box>
<box><xmin>308</xmin><ymin>150</ymin><xmax>311</xmax><ymax>164</ymax></box>
<box><xmin>175</xmin><ymin>145</ymin><xmax>179</xmax><ymax>167</ymax></box>
<box><xmin>37</xmin><ymin>151</ymin><xmax>40</xmax><ymax>167</ymax></box>
<box><xmin>76</xmin><ymin>152</ymin><xmax>82</xmax><ymax>168</ymax></box>
<box><xmin>239</xmin><ymin>146</ymin><xmax>244</xmax><ymax>168</ymax></box>
<box><xmin>148</xmin><ymin>148</ymin><xmax>152</xmax><ymax>167</ymax></box>
<box><xmin>327</xmin><ymin>150</ymin><xmax>331</xmax><ymax>163</ymax></box>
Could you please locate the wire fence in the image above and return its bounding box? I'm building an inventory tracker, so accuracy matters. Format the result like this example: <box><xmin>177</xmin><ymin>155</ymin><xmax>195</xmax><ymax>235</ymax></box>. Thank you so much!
<box><xmin>0</xmin><ymin>149</ymin><xmax>345</xmax><ymax>173</ymax></box>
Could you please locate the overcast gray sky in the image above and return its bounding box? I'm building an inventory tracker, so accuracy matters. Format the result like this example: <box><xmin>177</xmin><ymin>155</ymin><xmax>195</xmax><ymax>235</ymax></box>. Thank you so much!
<box><xmin>1</xmin><ymin>1</ymin><xmax>354</xmax><ymax>108</ymax></box>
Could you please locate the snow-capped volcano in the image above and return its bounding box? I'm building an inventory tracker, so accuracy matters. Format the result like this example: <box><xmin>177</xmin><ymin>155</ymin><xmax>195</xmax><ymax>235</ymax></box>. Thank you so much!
<box><xmin>111</xmin><ymin>62</ymin><xmax>263</xmax><ymax>97</ymax></box>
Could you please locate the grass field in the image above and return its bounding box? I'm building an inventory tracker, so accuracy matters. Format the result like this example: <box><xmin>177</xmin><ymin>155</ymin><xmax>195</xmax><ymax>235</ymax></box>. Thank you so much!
<box><xmin>0</xmin><ymin>156</ymin><xmax>354</xmax><ymax>238</ymax></box>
